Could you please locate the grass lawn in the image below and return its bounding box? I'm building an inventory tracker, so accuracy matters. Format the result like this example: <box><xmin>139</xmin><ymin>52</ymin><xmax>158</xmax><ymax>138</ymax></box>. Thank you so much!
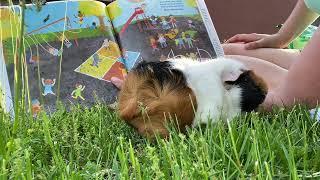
<box><xmin>0</xmin><ymin>105</ymin><xmax>319</xmax><ymax>179</ymax></box>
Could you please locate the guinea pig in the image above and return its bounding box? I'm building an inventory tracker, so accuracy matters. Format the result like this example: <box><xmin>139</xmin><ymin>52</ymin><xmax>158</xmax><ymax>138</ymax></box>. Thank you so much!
<box><xmin>117</xmin><ymin>57</ymin><xmax>268</xmax><ymax>139</ymax></box>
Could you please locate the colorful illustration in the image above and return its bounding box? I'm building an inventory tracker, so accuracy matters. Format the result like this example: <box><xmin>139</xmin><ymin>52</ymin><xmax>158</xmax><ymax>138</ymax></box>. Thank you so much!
<box><xmin>1</xmin><ymin>1</ymin><xmax>124</xmax><ymax>116</ymax></box>
<box><xmin>31</xmin><ymin>99</ymin><xmax>42</xmax><ymax>118</ymax></box>
<box><xmin>169</xmin><ymin>15</ymin><xmax>178</xmax><ymax>28</ymax></box>
<box><xmin>121</xmin><ymin>51</ymin><xmax>141</xmax><ymax>70</ymax></box>
<box><xmin>158</xmin><ymin>33</ymin><xmax>168</xmax><ymax>48</ymax></box>
<box><xmin>1</xmin><ymin>0</ymin><xmax>223</xmax><ymax>117</ymax></box>
<box><xmin>150</xmin><ymin>16</ymin><xmax>158</xmax><ymax>26</ymax></box>
<box><xmin>74</xmin><ymin>40</ymin><xmax>124</xmax><ymax>81</ymax></box>
<box><xmin>71</xmin><ymin>83</ymin><xmax>86</xmax><ymax>100</ymax></box>
<box><xmin>42</xmin><ymin>78</ymin><xmax>56</xmax><ymax>96</ymax></box>
<box><xmin>103</xmin><ymin>61</ymin><xmax>127</xmax><ymax>81</ymax></box>
<box><xmin>108</xmin><ymin>0</ymin><xmax>219</xmax><ymax>62</ymax></box>
<box><xmin>160</xmin><ymin>16</ymin><xmax>171</xmax><ymax>30</ymax></box>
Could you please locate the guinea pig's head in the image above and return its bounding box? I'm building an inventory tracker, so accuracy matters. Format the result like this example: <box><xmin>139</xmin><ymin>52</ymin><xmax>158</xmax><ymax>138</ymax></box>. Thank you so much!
<box><xmin>217</xmin><ymin>57</ymin><xmax>268</xmax><ymax>113</ymax></box>
<box><xmin>117</xmin><ymin>61</ymin><xmax>197</xmax><ymax>139</ymax></box>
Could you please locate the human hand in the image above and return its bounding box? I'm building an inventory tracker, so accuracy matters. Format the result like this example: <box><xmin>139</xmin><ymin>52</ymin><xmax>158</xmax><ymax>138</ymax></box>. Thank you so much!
<box><xmin>225</xmin><ymin>33</ymin><xmax>288</xmax><ymax>50</ymax></box>
<box><xmin>111</xmin><ymin>77</ymin><xmax>124</xmax><ymax>89</ymax></box>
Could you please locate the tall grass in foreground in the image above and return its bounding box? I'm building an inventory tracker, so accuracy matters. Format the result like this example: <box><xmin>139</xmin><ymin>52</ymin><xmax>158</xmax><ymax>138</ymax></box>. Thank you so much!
<box><xmin>0</xmin><ymin>105</ymin><xmax>320</xmax><ymax>179</ymax></box>
<box><xmin>1</xmin><ymin>1</ymin><xmax>320</xmax><ymax>179</ymax></box>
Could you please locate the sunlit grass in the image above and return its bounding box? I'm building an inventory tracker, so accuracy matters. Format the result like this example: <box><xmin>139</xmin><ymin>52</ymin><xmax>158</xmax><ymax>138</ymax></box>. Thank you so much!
<box><xmin>1</xmin><ymin>1</ymin><xmax>320</xmax><ymax>179</ymax></box>
<box><xmin>1</xmin><ymin>105</ymin><xmax>320</xmax><ymax>179</ymax></box>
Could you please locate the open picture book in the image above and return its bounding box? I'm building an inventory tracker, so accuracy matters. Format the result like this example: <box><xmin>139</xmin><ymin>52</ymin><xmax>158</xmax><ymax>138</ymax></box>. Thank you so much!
<box><xmin>0</xmin><ymin>0</ymin><xmax>224</xmax><ymax>118</ymax></box>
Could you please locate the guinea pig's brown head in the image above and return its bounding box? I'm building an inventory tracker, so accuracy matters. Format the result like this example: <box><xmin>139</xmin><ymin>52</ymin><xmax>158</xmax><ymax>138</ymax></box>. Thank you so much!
<box><xmin>117</xmin><ymin>61</ymin><xmax>197</xmax><ymax>139</ymax></box>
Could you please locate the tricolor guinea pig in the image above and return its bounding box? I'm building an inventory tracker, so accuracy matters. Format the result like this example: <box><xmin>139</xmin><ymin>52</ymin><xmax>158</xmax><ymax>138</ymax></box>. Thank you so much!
<box><xmin>117</xmin><ymin>57</ymin><xmax>267</xmax><ymax>139</ymax></box>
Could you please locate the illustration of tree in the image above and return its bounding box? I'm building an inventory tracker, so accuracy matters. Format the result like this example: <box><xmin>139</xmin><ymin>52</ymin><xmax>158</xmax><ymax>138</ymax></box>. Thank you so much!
<box><xmin>78</xmin><ymin>1</ymin><xmax>107</xmax><ymax>31</ymax></box>
<box><xmin>0</xmin><ymin>8</ymin><xmax>21</xmax><ymax>40</ymax></box>
<box><xmin>186</xmin><ymin>0</ymin><xmax>197</xmax><ymax>7</ymax></box>
<box><xmin>186</xmin><ymin>0</ymin><xmax>200</xmax><ymax>16</ymax></box>
<box><xmin>107</xmin><ymin>1</ymin><xmax>122</xmax><ymax>21</ymax></box>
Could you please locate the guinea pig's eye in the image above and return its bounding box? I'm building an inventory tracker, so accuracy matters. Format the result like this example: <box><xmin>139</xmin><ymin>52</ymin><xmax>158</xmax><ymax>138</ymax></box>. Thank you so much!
<box><xmin>223</xmin><ymin>81</ymin><xmax>235</xmax><ymax>90</ymax></box>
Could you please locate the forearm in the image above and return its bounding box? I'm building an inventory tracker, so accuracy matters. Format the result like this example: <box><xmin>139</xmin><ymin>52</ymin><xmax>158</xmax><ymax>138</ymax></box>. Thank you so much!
<box><xmin>278</xmin><ymin>0</ymin><xmax>319</xmax><ymax>45</ymax></box>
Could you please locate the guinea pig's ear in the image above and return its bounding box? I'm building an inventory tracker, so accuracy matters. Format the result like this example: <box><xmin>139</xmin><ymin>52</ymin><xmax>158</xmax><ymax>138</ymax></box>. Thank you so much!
<box><xmin>222</xmin><ymin>68</ymin><xmax>247</xmax><ymax>83</ymax></box>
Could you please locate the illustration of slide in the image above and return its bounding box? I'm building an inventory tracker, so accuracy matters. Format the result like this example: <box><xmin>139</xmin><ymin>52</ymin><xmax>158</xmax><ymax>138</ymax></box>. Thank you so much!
<box><xmin>119</xmin><ymin>7</ymin><xmax>154</xmax><ymax>36</ymax></box>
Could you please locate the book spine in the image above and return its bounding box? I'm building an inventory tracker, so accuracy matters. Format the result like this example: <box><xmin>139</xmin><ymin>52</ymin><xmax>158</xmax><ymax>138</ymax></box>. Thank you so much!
<box><xmin>196</xmin><ymin>0</ymin><xmax>225</xmax><ymax>57</ymax></box>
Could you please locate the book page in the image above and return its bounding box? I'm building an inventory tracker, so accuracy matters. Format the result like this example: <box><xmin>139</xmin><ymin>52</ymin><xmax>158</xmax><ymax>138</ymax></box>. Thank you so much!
<box><xmin>0</xmin><ymin>41</ymin><xmax>14</xmax><ymax>117</ymax></box>
<box><xmin>0</xmin><ymin>5</ymin><xmax>20</xmax><ymax>117</ymax></box>
<box><xmin>1</xmin><ymin>0</ymin><xmax>123</xmax><ymax>117</ymax></box>
<box><xmin>107</xmin><ymin>0</ymin><xmax>223</xmax><ymax>70</ymax></box>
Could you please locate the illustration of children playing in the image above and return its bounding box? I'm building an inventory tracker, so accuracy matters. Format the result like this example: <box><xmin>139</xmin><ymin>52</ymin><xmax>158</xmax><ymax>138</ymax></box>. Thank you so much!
<box><xmin>27</xmin><ymin>54</ymin><xmax>39</xmax><ymax>71</ymax></box>
<box><xmin>31</xmin><ymin>99</ymin><xmax>42</xmax><ymax>118</ymax></box>
<box><xmin>58</xmin><ymin>36</ymin><xmax>72</xmax><ymax>48</ymax></box>
<box><xmin>121</xmin><ymin>48</ymin><xmax>128</xmax><ymax>60</ymax></box>
<box><xmin>165</xmin><ymin>29</ymin><xmax>179</xmax><ymax>40</ymax></box>
<box><xmin>175</xmin><ymin>35</ymin><xmax>186</xmax><ymax>49</ymax></box>
<box><xmin>88</xmin><ymin>22</ymin><xmax>97</xmax><ymax>30</ymax></box>
<box><xmin>150</xmin><ymin>16</ymin><xmax>158</xmax><ymax>27</ymax></box>
<box><xmin>74</xmin><ymin>11</ymin><xmax>85</xmax><ymax>26</ymax></box>
<box><xmin>181</xmin><ymin>32</ymin><xmax>188</xmax><ymax>45</ymax></box>
<box><xmin>47</xmin><ymin>46</ymin><xmax>62</xmax><ymax>56</ymax></box>
<box><xmin>64</xmin><ymin>39</ymin><xmax>72</xmax><ymax>48</ymax></box>
<box><xmin>102</xmin><ymin>39</ymin><xmax>111</xmax><ymax>50</ymax></box>
<box><xmin>42</xmin><ymin>78</ymin><xmax>56</xmax><ymax>96</ymax></box>
<box><xmin>120</xmin><ymin>66</ymin><xmax>127</xmax><ymax>78</ymax></box>
<box><xmin>160</xmin><ymin>17</ymin><xmax>171</xmax><ymax>30</ymax></box>
<box><xmin>169</xmin><ymin>15</ymin><xmax>177</xmax><ymax>28</ymax></box>
<box><xmin>149</xmin><ymin>36</ymin><xmax>160</xmax><ymax>53</ymax></box>
<box><xmin>187</xmin><ymin>20</ymin><xmax>196</xmax><ymax>28</ymax></box>
<box><xmin>185</xmin><ymin>34</ymin><xmax>196</xmax><ymax>48</ymax></box>
<box><xmin>71</xmin><ymin>83</ymin><xmax>86</xmax><ymax>100</ymax></box>
<box><xmin>91</xmin><ymin>53</ymin><xmax>101</xmax><ymax>67</ymax></box>
<box><xmin>158</xmin><ymin>34</ymin><xmax>167</xmax><ymax>48</ymax></box>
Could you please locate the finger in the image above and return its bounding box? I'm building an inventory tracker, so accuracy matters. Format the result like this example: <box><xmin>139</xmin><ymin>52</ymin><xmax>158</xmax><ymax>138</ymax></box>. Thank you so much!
<box><xmin>225</xmin><ymin>34</ymin><xmax>244</xmax><ymax>43</ymax></box>
<box><xmin>111</xmin><ymin>77</ymin><xmax>124</xmax><ymax>89</ymax></box>
<box><xmin>226</xmin><ymin>33</ymin><xmax>260</xmax><ymax>43</ymax></box>
<box><xmin>244</xmin><ymin>39</ymin><xmax>263</xmax><ymax>50</ymax></box>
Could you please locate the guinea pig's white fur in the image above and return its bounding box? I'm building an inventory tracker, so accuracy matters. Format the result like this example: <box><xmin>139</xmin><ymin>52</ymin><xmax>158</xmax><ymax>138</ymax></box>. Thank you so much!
<box><xmin>170</xmin><ymin>57</ymin><xmax>248</xmax><ymax>126</ymax></box>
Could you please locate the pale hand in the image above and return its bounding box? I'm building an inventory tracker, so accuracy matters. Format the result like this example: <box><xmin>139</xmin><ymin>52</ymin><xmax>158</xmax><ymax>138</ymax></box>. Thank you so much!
<box><xmin>225</xmin><ymin>33</ymin><xmax>288</xmax><ymax>50</ymax></box>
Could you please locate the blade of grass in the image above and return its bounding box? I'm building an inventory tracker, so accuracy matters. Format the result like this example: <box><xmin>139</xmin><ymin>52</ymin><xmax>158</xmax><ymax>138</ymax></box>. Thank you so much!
<box><xmin>13</xmin><ymin>0</ymin><xmax>26</xmax><ymax>135</ymax></box>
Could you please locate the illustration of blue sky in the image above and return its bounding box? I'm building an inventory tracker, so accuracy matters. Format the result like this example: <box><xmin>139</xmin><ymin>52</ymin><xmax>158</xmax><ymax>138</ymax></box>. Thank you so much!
<box><xmin>24</xmin><ymin>1</ymin><xmax>111</xmax><ymax>35</ymax></box>
<box><xmin>111</xmin><ymin>0</ymin><xmax>199</xmax><ymax>28</ymax></box>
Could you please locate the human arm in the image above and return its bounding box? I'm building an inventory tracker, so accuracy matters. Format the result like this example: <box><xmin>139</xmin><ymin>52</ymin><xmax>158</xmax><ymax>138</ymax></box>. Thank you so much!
<box><xmin>276</xmin><ymin>0</ymin><xmax>319</xmax><ymax>46</ymax></box>
<box><xmin>261</xmin><ymin>28</ymin><xmax>320</xmax><ymax>111</ymax></box>
<box><xmin>226</xmin><ymin>0</ymin><xmax>319</xmax><ymax>49</ymax></box>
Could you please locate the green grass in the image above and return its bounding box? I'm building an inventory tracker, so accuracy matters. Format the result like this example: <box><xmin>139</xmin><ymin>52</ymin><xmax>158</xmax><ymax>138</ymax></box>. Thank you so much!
<box><xmin>1</xmin><ymin>105</ymin><xmax>320</xmax><ymax>179</ymax></box>
<box><xmin>2</xmin><ymin>2</ymin><xmax>320</xmax><ymax>179</ymax></box>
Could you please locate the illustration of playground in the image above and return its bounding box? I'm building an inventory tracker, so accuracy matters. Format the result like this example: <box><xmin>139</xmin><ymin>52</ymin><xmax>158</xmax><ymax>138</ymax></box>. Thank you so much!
<box><xmin>109</xmin><ymin>0</ymin><xmax>217</xmax><ymax>62</ymax></box>
<box><xmin>1</xmin><ymin>1</ymin><xmax>140</xmax><ymax>113</ymax></box>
